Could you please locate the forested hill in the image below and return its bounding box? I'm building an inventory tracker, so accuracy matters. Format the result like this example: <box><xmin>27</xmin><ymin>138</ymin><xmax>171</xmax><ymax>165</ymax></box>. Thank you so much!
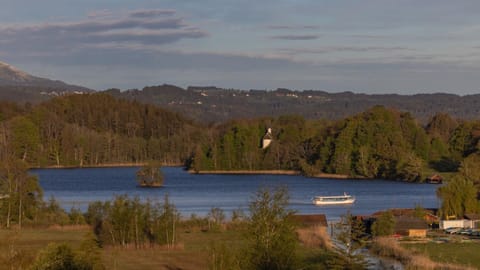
<box><xmin>191</xmin><ymin>106</ymin><xmax>480</xmax><ymax>182</ymax></box>
<box><xmin>104</xmin><ymin>85</ymin><xmax>480</xmax><ymax>123</ymax></box>
<box><xmin>0</xmin><ymin>93</ymin><xmax>201</xmax><ymax>167</ymax></box>
<box><xmin>0</xmin><ymin>93</ymin><xmax>479</xmax><ymax>183</ymax></box>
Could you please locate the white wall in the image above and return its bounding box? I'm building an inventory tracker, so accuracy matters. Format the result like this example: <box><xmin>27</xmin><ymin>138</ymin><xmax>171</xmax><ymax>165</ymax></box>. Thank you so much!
<box><xmin>440</xmin><ymin>219</ymin><xmax>473</xmax><ymax>229</ymax></box>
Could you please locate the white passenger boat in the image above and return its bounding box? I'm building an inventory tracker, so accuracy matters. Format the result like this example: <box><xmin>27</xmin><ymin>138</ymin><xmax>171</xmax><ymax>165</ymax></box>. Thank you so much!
<box><xmin>312</xmin><ymin>192</ymin><xmax>355</xmax><ymax>205</ymax></box>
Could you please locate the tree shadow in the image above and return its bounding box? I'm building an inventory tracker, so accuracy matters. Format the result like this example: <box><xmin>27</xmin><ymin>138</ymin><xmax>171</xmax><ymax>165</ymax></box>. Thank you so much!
<box><xmin>429</xmin><ymin>157</ymin><xmax>459</xmax><ymax>172</ymax></box>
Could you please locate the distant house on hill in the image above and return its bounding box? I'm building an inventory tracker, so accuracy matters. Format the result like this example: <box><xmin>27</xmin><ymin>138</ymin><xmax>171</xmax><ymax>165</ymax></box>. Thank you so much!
<box><xmin>262</xmin><ymin>128</ymin><xmax>273</xmax><ymax>149</ymax></box>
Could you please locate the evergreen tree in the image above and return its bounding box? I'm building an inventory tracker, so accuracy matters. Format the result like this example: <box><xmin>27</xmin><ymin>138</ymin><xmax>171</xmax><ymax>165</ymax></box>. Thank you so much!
<box><xmin>328</xmin><ymin>212</ymin><xmax>368</xmax><ymax>269</ymax></box>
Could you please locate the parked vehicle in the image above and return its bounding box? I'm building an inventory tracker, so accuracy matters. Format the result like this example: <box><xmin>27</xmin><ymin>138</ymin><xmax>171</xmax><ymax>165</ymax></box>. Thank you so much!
<box><xmin>444</xmin><ymin>227</ymin><xmax>462</xmax><ymax>234</ymax></box>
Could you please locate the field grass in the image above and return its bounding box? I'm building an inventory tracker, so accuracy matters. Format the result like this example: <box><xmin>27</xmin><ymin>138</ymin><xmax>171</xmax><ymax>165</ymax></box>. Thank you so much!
<box><xmin>0</xmin><ymin>225</ymin><xmax>333</xmax><ymax>270</ymax></box>
<box><xmin>0</xmin><ymin>226</ymin><xmax>246</xmax><ymax>270</ymax></box>
<box><xmin>0</xmin><ymin>226</ymin><xmax>91</xmax><ymax>269</ymax></box>
<box><xmin>402</xmin><ymin>242</ymin><xmax>480</xmax><ymax>269</ymax></box>
<box><xmin>102</xmin><ymin>229</ymin><xmax>246</xmax><ymax>270</ymax></box>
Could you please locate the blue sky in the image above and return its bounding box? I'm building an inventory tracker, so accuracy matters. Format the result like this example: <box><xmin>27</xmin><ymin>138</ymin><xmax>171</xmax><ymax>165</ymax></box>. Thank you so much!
<box><xmin>1</xmin><ymin>0</ymin><xmax>480</xmax><ymax>94</ymax></box>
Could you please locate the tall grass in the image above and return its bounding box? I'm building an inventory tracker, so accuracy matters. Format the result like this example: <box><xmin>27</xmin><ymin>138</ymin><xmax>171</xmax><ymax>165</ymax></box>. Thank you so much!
<box><xmin>370</xmin><ymin>237</ymin><xmax>474</xmax><ymax>270</ymax></box>
<box><xmin>297</xmin><ymin>227</ymin><xmax>332</xmax><ymax>249</ymax></box>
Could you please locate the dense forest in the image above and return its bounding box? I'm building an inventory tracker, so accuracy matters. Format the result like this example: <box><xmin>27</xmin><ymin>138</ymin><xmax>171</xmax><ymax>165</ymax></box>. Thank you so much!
<box><xmin>0</xmin><ymin>93</ymin><xmax>201</xmax><ymax>167</ymax></box>
<box><xmin>191</xmin><ymin>106</ymin><xmax>480</xmax><ymax>182</ymax></box>
<box><xmin>0</xmin><ymin>93</ymin><xmax>479</xmax><ymax>183</ymax></box>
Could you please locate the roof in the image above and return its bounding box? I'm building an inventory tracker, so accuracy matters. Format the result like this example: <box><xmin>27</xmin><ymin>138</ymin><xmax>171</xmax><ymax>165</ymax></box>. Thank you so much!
<box><xmin>394</xmin><ymin>217</ymin><xmax>429</xmax><ymax>231</ymax></box>
<box><xmin>464</xmin><ymin>213</ymin><xmax>480</xmax><ymax>220</ymax></box>
<box><xmin>292</xmin><ymin>214</ymin><xmax>328</xmax><ymax>227</ymax></box>
<box><xmin>371</xmin><ymin>208</ymin><xmax>438</xmax><ymax>218</ymax></box>
<box><xmin>263</xmin><ymin>133</ymin><xmax>273</xmax><ymax>140</ymax></box>
<box><xmin>427</xmin><ymin>174</ymin><xmax>443</xmax><ymax>180</ymax></box>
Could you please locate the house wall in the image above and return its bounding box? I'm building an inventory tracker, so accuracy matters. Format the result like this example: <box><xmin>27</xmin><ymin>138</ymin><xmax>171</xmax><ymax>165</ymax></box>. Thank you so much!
<box><xmin>262</xmin><ymin>139</ymin><xmax>272</xmax><ymax>149</ymax></box>
<box><xmin>408</xmin><ymin>229</ymin><xmax>427</xmax><ymax>238</ymax></box>
<box><xmin>440</xmin><ymin>219</ymin><xmax>473</xmax><ymax>229</ymax></box>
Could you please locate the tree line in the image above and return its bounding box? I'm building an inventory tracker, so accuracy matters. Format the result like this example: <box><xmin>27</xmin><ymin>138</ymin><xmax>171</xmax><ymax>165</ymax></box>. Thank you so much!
<box><xmin>191</xmin><ymin>106</ymin><xmax>480</xmax><ymax>182</ymax></box>
<box><xmin>0</xmin><ymin>93</ymin><xmax>200</xmax><ymax>167</ymax></box>
<box><xmin>1</xmin><ymin>93</ymin><xmax>478</xmax><ymax>183</ymax></box>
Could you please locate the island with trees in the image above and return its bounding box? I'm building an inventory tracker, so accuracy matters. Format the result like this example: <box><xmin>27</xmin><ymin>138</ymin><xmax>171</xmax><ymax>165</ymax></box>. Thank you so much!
<box><xmin>136</xmin><ymin>161</ymin><xmax>164</xmax><ymax>187</ymax></box>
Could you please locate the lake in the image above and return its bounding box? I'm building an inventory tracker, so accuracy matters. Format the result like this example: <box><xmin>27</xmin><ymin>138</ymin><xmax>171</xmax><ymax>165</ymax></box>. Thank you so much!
<box><xmin>32</xmin><ymin>167</ymin><xmax>440</xmax><ymax>221</ymax></box>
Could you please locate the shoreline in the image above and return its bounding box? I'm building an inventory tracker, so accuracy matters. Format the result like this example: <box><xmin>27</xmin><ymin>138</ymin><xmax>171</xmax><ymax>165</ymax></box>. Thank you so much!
<box><xmin>31</xmin><ymin>162</ymin><xmax>184</xmax><ymax>169</ymax></box>
<box><xmin>31</xmin><ymin>165</ymin><xmax>389</xmax><ymax>181</ymax></box>
<box><xmin>190</xmin><ymin>169</ymin><xmax>301</xmax><ymax>175</ymax></box>
<box><xmin>189</xmin><ymin>169</ymin><xmax>365</xmax><ymax>179</ymax></box>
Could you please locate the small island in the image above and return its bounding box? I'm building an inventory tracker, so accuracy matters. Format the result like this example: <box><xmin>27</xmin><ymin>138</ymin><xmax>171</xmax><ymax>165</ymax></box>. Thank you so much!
<box><xmin>136</xmin><ymin>161</ymin><xmax>164</xmax><ymax>188</ymax></box>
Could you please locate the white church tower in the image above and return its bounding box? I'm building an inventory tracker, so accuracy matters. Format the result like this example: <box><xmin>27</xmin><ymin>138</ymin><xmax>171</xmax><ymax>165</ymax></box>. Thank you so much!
<box><xmin>262</xmin><ymin>128</ymin><xmax>273</xmax><ymax>149</ymax></box>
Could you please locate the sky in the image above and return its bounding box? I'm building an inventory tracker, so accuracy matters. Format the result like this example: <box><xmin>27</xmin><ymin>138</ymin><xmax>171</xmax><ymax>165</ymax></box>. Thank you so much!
<box><xmin>1</xmin><ymin>0</ymin><xmax>480</xmax><ymax>94</ymax></box>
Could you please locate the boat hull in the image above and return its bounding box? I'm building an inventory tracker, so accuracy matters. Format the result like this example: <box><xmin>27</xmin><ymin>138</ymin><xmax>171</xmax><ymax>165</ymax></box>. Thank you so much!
<box><xmin>312</xmin><ymin>194</ymin><xmax>355</xmax><ymax>205</ymax></box>
<box><xmin>312</xmin><ymin>198</ymin><xmax>355</xmax><ymax>205</ymax></box>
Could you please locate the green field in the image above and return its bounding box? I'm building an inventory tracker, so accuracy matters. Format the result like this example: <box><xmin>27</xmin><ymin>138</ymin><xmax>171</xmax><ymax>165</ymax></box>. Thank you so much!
<box><xmin>403</xmin><ymin>242</ymin><xmax>480</xmax><ymax>269</ymax></box>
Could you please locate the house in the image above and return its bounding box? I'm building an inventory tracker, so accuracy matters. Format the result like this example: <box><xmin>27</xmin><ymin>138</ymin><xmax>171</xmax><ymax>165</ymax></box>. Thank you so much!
<box><xmin>442</xmin><ymin>214</ymin><xmax>480</xmax><ymax>229</ymax></box>
<box><xmin>464</xmin><ymin>213</ymin><xmax>480</xmax><ymax>228</ymax></box>
<box><xmin>262</xmin><ymin>128</ymin><xmax>273</xmax><ymax>149</ymax></box>
<box><xmin>369</xmin><ymin>208</ymin><xmax>437</xmax><ymax>237</ymax></box>
<box><xmin>426</xmin><ymin>174</ymin><xmax>443</xmax><ymax>184</ymax></box>
<box><xmin>394</xmin><ymin>216</ymin><xmax>429</xmax><ymax>237</ymax></box>
<box><xmin>293</xmin><ymin>214</ymin><xmax>328</xmax><ymax>228</ymax></box>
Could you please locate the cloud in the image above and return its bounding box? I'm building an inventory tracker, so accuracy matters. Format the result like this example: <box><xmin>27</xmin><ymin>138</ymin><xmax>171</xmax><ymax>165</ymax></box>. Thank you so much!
<box><xmin>130</xmin><ymin>9</ymin><xmax>176</xmax><ymax>18</ymax></box>
<box><xmin>0</xmin><ymin>9</ymin><xmax>207</xmax><ymax>54</ymax></box>
<box><xmin>270</xmin><ymin>34</ymin><xmax>319</xmax><ymax>40</ymax></box>
<box><xmin>268</xmin><ymin>25</ymin><xmax>320</xmax><ymax>30</ymax></box>
<box><xmin>278</xmin><ymin>46</ymin><xmax>413</xmax><ymax>55</ymax></box>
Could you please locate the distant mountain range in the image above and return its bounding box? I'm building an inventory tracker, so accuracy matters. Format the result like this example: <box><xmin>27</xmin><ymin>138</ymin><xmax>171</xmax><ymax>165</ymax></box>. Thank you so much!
<box><xmin>0</xmin><ymin>61</ymin><xmax>92</xmax><ymax>103</ymax></box>
<box><xmin>0</xmin><ymin>60</ymin><xmax>479</xmax><ymax>123</ymax></box>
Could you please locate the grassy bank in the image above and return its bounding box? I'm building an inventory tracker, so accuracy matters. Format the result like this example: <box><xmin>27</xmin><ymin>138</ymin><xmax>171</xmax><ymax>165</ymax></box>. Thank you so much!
<box><xmin>402</xmin><ymin>242</ymin><xmax>480</xmax><ymax>269</ymax></box>
<box><xmin>370</xmin><ymin>237</ymin><xmax>475</xmax><ymax>270</ymax></box>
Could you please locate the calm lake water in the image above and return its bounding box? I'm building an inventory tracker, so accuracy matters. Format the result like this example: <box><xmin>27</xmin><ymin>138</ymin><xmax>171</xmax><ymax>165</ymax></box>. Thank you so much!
<box><xmin>32</xmin><ymin>167</ymin><xmax>440</xmax><ymax>221</ymax></box>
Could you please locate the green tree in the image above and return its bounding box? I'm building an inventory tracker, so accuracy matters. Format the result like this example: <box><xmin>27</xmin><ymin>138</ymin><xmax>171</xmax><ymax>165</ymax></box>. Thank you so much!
<box><xmin>207</xmin><ymin>207</ymin><xmax>225</xmax><ymax>231</ymax></box>
<box><xmin>397</xmin><ymin>152</ymin><xmax>424</xmax><ymax>182</ymax></box>
<box><xmin>208</xmin><ymin>241</ymin><xmax>240</xmax><ymax>270</ymax></box>
<box><xmin>75</xmin><ymin>233</ymin><xmax>105</xmax><ymax>270</ymax></box>
<box><xmin>0</xmin><ymin>159</ymin><xmax>43</xmax><ymax>228</ymax></box>
<box><xmin>243</xmin><ymin>187</ymin><xmax>298</xmax><ymax>270</ymax></box>
<box><xmin>437</xmin><ymin>175</ymin><xmax>479</xmax><ymax>219</ymax></box>
<box><xmin>8</xmin><ymin>116</ymin><xmax>40</xmax><ymax>163</ymax></box>
<box><xmin>31</xmin><ymin>243</ymin><xmax>77</xmax><ymax>270</ymax></box>
<box><xmin>371</xmin><ymin>211</ymin><xmax>395</xmax><ymax>237</ymax></box>
<box><xmin>459</xmin><ymin>153</ymin><xmax>480</xmax><ymax>186</ymax></box>
<box><xmin>328</xmin><ymin>212</ymin><xmax>368</xmax><ymax>269</ymax></box>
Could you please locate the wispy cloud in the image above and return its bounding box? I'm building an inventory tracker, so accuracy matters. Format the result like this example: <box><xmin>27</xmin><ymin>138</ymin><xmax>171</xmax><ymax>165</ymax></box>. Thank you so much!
<box><xmin>268</xmin><ymin>25</ymin><xmax>320</xmax><ymax>30</ymax></box>
<box><xmin>0</xmin><ymin>9</ymin><xmax>207</xmax><ymax>54</ymax></box>
<box><xmin>278</xmin><ymin>46</ymin><xmax>413</xmax><ymax>55</ymax></box>
<box><xmin>270</xmin><ymin>35</ymin><xmax>319</xmax><ymax>40</ymax></box>
<box><xmin>130</xmin><ymin>9</ymin><xmax>176</xmax><ymax>18</ymax></box>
